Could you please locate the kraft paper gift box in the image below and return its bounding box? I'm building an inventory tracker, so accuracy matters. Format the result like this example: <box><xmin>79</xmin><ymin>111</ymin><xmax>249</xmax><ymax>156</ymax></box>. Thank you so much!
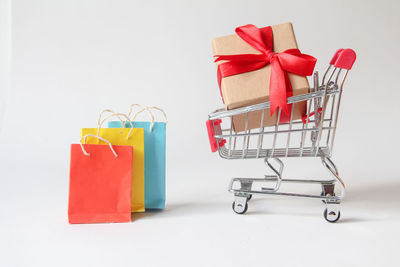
<box><xmin>212</xmin><ymin>22</ymin><xmax>313</xmax><ymax>132</ymax></box>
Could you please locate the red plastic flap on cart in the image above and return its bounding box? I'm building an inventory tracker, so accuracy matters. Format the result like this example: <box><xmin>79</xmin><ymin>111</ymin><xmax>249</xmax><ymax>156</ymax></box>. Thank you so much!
<box><xmin>334</xmin><ymin>49</ymin><xmax>356</xmax><ymax>70</ymax></box>
<box><xmin>330</xmin><ymin>49</ymin><xmax>356</xmax><ymax>70</ymax></box>
<box><xmin>206</xmin><ymin>119</ymin><xmax>225</xmax><ymax>152</ymax></box>
<box><xmin>330</xmin><ymin>49</ymin><xmax>344</xmax><ymax>65</ymax></box>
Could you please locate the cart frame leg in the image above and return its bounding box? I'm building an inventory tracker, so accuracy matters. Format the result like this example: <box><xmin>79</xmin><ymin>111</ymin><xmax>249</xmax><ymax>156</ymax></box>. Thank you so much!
<box><xmin>262</xmin><ymin>158</ymin><xmax>283</xmax><ymax>192</ymax></box>
<box><xmin>321</xmin><ymin>156</ymin><xmax>345</xmax><ymax>199</ymax></box>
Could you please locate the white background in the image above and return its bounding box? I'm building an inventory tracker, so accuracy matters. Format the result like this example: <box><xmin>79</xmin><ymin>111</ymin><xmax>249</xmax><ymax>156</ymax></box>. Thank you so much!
<box><xmin>1</xmin><ymin>0</ymin><xmax>400</xmax><ymax>266</ymax></box>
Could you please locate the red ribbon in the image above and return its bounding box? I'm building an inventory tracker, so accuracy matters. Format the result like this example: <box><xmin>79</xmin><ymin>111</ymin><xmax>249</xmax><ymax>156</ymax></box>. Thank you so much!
<box><xmin>302</xmin><ymin>108</ymin><xmax>322</xmax><ymax>123</ymax></box>
<box><xmin>215</xmin><ymin>24</ymin><xmax>317</xmax><ymax>117</ymax></box>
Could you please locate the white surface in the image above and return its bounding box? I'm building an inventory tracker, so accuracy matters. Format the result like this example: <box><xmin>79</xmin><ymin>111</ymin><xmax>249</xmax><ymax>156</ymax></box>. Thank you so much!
<box><xmin>0</xmin><ymin>0</ymin><xmax>10</xmax><ymax>131</ymax></box>
<box><xmin>1</xmin><ymin>0</ymin><xmax>400</xmax><ymax>266</ymax></box>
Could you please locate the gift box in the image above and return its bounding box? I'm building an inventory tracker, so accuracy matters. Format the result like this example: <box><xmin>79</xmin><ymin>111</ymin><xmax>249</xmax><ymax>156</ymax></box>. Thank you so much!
<box><xmin>212</xmin><ymin>22</ymin><xmax>316</xmax><ymax>132</ymax></box>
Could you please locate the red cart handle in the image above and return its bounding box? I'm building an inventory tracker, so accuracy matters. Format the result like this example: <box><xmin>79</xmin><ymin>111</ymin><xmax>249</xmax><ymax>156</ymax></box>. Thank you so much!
<box><xmin>206</xmin><ymin>119</ymin><xmax>226</xmax><ymax>152</ymax></box>
<box><xmin>330</xmin><ymin>49</ymin><xmax>356</xmax><ymax>70</ymax></box>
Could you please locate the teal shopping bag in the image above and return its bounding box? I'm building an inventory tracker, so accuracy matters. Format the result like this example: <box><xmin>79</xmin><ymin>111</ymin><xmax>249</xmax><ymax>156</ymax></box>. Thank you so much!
<box><xmin>108</xmin><ymin>115</ymin><xmax>166</xmax><ymax>210</ymax></box>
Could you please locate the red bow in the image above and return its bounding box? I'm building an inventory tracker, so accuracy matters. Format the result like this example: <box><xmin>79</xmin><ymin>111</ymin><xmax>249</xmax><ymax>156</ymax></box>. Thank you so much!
<box><xmin>215</xmin><ymin>24</ymin><xmax>317</xmax><ymax>116</ymax></box>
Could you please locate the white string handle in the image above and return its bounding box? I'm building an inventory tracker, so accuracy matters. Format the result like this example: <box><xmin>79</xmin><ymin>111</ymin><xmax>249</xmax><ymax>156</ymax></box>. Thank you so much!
<box><xmin>129</xmin><ymin>105</ymin><xmax>167</xmax><ymax>132</ymax></box>
<box><xmin>97</xmin><ymin>112</ymin><xmax>134</xmax><ymax>140</ymax></box>
<box><xmin>127</xmin><ymin>104</ymin><xmax>146</xmax><ymax>118</ymax></box>
<box><xmin>80</xmin><ymin>134</ymin><xmax>118</xmax><ymax>157</ymax></box>
<box><xmin>130</xmin><ymin>107</ymin><xmax>155</xmax><ymax>132</ymax></box>
<box><xmin>147</xmin><ymin>106</ymin><xmax>168</xmax><ymax>124</ymax></box>
<box><xmin>97</xmin><ymin>109</ymin><xmax>125</xmax><ymax>128</ymax></box>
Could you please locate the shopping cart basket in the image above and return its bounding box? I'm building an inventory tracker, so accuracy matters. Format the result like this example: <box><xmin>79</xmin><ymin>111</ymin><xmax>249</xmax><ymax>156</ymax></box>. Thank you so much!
<box><xmin>207</xmin><ymin>49</ymin><xmax>356</xmax><ymax>222</ymax></box>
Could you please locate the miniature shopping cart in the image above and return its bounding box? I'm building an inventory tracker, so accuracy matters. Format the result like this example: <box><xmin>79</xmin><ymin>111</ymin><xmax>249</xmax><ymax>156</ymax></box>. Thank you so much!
<box><xmin>207</xmin><ymin>49</ymin><xmax>356</xmax><ymax>222</ymax></box>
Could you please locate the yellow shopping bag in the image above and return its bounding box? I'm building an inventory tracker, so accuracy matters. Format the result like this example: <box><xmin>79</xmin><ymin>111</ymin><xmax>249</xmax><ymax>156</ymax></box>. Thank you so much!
<box><xmin>81</xmin><ymin>112</ymin><xmax>145</xmax><ymax>212</ymax></box>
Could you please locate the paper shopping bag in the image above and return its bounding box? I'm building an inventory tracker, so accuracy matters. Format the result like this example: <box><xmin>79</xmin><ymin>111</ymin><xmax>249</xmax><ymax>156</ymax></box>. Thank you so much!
<box><xmin>108</xmin><ymin>106</ymin><xmax>167</xmax><ymax>209</ymax></box>
<box><xmin>68</xmin><ymin>135</ymin><xmax>133</xmax><ymax>224</ymax></box>
<box><xmin>109</xmin><ymin>121</ymin><xmax>166</xmax><ymax>209</ymax></box>
<box><xmin>82</xmin><ymin>113</ymin><xmax>145</xmax><ymax>212</ymax></box>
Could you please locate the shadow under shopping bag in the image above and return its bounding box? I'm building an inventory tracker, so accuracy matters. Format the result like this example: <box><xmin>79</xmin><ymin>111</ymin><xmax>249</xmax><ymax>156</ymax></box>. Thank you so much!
<box><xmin>108</xmin><ymin>121</ymin><xmax>166</xmax><ymax>210</ymax></box>
<box><xmin>68</xmin><ymin>135</ymin><xmax>133</xmax><ymax>224</ymax></box>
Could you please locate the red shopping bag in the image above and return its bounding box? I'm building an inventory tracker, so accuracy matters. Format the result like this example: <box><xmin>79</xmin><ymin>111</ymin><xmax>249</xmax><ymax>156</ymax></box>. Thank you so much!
<box><xmin>68</xmin><ymin>135</ymin><xmax>133</xmax><ymax>224</ymax></box>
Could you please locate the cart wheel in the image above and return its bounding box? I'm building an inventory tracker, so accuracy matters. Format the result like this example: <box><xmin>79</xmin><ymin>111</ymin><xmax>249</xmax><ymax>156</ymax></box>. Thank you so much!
<box><xmin>246</xmin><ymin>195</ymin><xmax>252</xmax><ymax>201</ymax></box>
<box><xmin>232</xmin><ymin>201</ymin><xmax>248</xmax><ymax>215</ymax></box>
<box><xmin>323</xmin><ymin>208</ymin><xmax>340</xmax><ymax>223</ymax></box>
